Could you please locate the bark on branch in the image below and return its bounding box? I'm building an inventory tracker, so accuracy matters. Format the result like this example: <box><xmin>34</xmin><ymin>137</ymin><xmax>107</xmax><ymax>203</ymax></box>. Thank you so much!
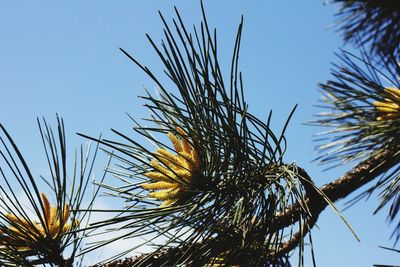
<box><xmin>271</xmin><ymin>145</ymin><xmax>400</xmax><ymax>258</ymax></box>
<box><xmin>274</xmin><ymin>146</ymin><xmax>400</xmax><ymax>230</ymax></box>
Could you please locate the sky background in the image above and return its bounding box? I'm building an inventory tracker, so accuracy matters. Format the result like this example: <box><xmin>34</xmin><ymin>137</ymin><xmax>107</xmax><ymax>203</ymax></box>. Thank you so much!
<box><xmin>0</xmin><ymin>1</ymin><xmax>398</xmax><ymax>266</ymax></box>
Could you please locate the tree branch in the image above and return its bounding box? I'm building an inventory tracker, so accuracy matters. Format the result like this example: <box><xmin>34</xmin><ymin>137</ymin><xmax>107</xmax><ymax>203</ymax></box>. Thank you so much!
<box><xmin>273</xmin><ymin>146</ymin><xmax>400</xmax><ymax>230</ymax></box>
<box><xmin>269</xmin><ymin>145</ymin><xmax>400</xmax><ymax>259</ymax></box>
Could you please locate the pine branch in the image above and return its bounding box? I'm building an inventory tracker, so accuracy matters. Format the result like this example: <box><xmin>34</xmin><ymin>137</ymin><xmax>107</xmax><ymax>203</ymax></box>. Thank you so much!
<box><xmin>333</xmin><ymin>0</ymin><xmax>400</xmax><ymax>61</ymax></box>
<box><xmin>79</xmin><ymin>3</ymin><xmax>400</xmax><ymax>266</ymax></box>
<box><xmin>95</xmin><ymin>144</ymin><xmax>400</xmax><ymax>267</ymax></box>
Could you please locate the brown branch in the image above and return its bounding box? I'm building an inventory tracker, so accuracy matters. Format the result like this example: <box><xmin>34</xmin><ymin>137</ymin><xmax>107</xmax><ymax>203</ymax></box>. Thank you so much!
<box><xmin>273</xmin><ymin>146</ymin><xmax>400</xmax><ymax>230</ymax></box>
<box><xmin>269</xmin><ymin>146</ymin><xmax>400</xmax><ymax>258</ymax></box>
<box><xmin>269</xmin><ymin>215</ymin><xmax>317</xmax><ymax>259</ymax></box>
<box><xmin>267</xmin><ymin>167</ymin><xmax>321</xmax><ymax>259</ymax></box>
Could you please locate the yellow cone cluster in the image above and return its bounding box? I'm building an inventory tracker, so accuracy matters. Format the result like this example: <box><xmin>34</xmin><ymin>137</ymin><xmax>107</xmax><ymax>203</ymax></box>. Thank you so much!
<box><xmin>373</xmin><ymin>87</ymin><xmax>400</xmax><ymax>121</ymax></box>
<box><xmin>0</xmin><ymin>193</ymin><xmax>75</xmax><ymax>251</ymax></box>
<box><xmin>142</xmin><ymin>127</ymin><xmax>200</xmax><ymax>207</ymax></box>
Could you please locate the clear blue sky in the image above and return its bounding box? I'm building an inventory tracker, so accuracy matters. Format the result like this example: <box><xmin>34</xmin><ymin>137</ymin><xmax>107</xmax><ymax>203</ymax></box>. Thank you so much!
<box><xmin>0</xmin><ymin>1</ymin><xmax>397</xmax><ymax>266</ymax></box>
